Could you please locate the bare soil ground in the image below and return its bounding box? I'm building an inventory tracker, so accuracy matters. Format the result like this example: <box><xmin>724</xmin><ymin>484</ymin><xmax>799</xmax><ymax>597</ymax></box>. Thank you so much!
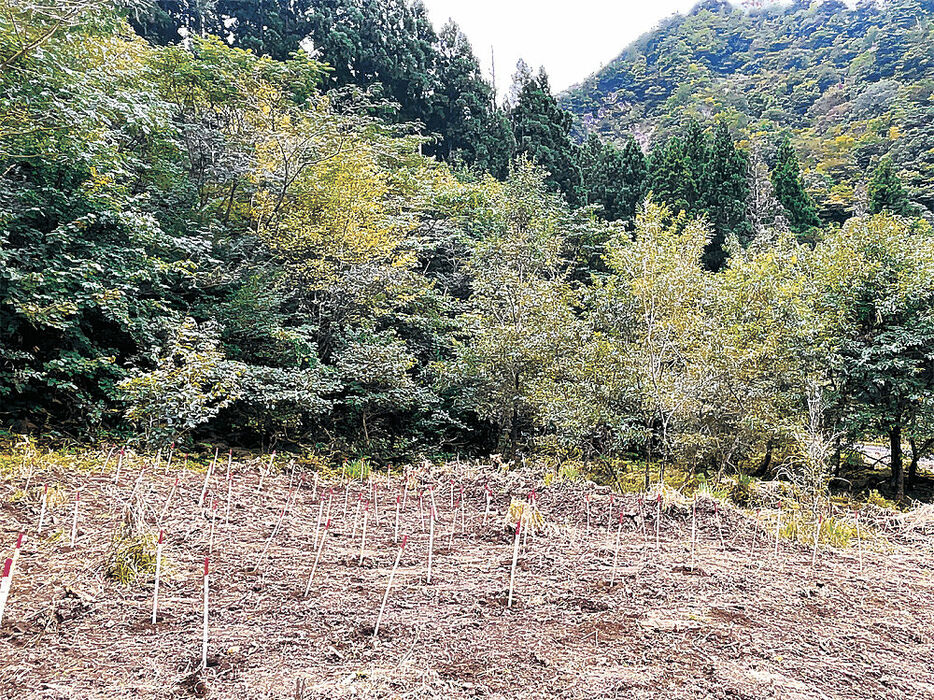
<box><xmin>2</xmin><ymin>455</ymin><xmax>934</xmax><ymax>700</ymax></box>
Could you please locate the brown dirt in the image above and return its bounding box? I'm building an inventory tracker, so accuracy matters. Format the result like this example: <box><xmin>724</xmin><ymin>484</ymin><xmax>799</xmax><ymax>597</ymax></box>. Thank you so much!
<box><xmin>1</xmin><ymin>456</ymin><xmax>933</xmax><ymax>699</ymax></box>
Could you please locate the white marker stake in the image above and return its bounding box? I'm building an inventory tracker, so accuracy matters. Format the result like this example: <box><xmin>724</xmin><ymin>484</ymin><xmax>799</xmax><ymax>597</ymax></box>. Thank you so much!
<box><xmin>202</xmin><ymin>558</ymin><xmax>210</xmax><ymax>672</ymax></box>
<box><xmin>225</xmin><ymin>471</ymin><xmax>233</xmax><ymax>529</ymax></box>
<box><xmin>610</xmin><ymin>512</ymin><xmax>623</xmax><ymax>586</ymax></box>
<box><xmin>811</xmin><ymin>515</ymin><xmax>822</xmax><ymax>568</ymax></box>
<box><xmin>325</xmin><ymin>489</ymin><xmax>334</xmax><ymax>523</ymax></box>
<box><xmin>258</xmin><ymin>489</ymin><xmax>293</xmax><ymax>566</ymax></box>
<box><xmin>690</xmin><ymin>497</ymin><xmax>697</xmax><ymax>572</ymax></box>
<box><xmin>655</xmin><ymin>494</ymin><xmax>662</xmax><ymax>551</ymax></box>
<box><xmin>373</xmin><ymin>486</ymin><xmax>379</xmax><ymax>526</ymax></box>
<box><xmin>114</xmin><ymin>448</ymin><xmax>125</xmax><ymax>484</ymax></box>
<box><xmin>199</xmin><ymin>448</ymin><xmax>218</xmax><ymax>509</ymax></box>
<box><xmin>394</xmin><ymin>495</ymin><xmax>401</xmax><ymax>543</ymax></box>
<box><xmin>428</xmin><ymin>486</ymin><xmax>438</xmax><ymax>517</ymax></box>
<box><xmin>352</xmin><ymin>498</ymin><xmax>362</xmax><ymax>540</ymax></box>
<box><xmin>507</xmin><ymin>520</ymin><xmax>521</xmax><ymax>608</ymax></box>
<box><xmin>483</xmin><ymin>485</ymin><xmax>492</xmax><ymax>526</ymax></box>
<box><xmin>160</xmin><ymin>475</ymin><xmax>180</xmax><ymax>523</ymax></box>
<box><xmin>208</xmin><ymin>499</ymin><xmax>218</xmax><ymax>555</ymax></box>
<box><xmin>314</xmin><ymin>497</ymin><xmax>324</xmax><ymax>549</ymax></box>
<box><xmin>751</xmin><ymin>509</ymin><xmax>761</xmax><ymax>552</ymax></box>
<box><xmin>225</xmin><ymin>450</ymin><xmax>231</xmax><ymax>483</ymax></box>
<box><xmin>152</xmin><ymin>530</ymin><xmax>164</xmax><ymax>623</ymax></box>
<box><xmin>37</xmin><ymin>483</ymin><xmax>49</xmax><ymax>535</ymax></box>
<box><xmin>101</xmin><ymin>445</ymin><xmax>116</xmax><ymax>475</ymax></box>
<box><xmin>70</xmin><ymin>491</ymin><xmax>80</xmax><ymax>546</ymax></box>
<box><xmin>427</xmin><ymin>507</ymin><xmax>436</xmax><ymax>584</ymax></box>
<box><xmin>855</xmin><ymin>511</ymin><xmax>863</xmax><ymax>572</ymax></box>
<box><xmin>304</xmin><ymin>520</ymin><xmax>330</xmax><ymax>596</ymax></box>
<box><xmin>258</xmin><ymin>452</ymin><xmax>275</xmax><ymax>494</ymax></box>
<box><xmin>359</xmin><ymin>503</ymin><xmax>369</xmax><ymax>565</ymax></box>
<box><xmin>450</xmin><ymin>480</ymin><xmax>455</xmax><ymax>510</ymax></box>
<box><xmin>774</xmin><ymin>505</ymin><xmax>782</xmax><ymax>556</ymax></box>
<box><xmin>460</xmin><ymin>486</ymin><xmax>466</xmax><ymax>533</ymax></box>
<box><xmin>585</xmin><ymin>494</ymin><xmax>591</xmax><ymax>532</ymax></box>
<box><xmin>418</xmin><ymin>492</ymin><xmax>426</xmax><ymax>533</ymax></box>
<box><xmin>607</xmin><ymin>494</ymin><xmax>615</xmax><ymax>539</ymax></box>
<box><xmin>448</xmin><ymin>502</ymin><xmax>457</xmax><ymax>548</ymax></box>
<box><xmin>0</xmin><ymin>558</ymin><xmax>13</xmax><ymax>626</ymax></box>
<box><xmin>343</xmin><ymin>486</ymin><xmax>349</xmax><ymax>519</ymax></box>
<box><xmin>374</xmin><ymin>536</ymin><xmax>407</xmax><ymax>640</ymax></box>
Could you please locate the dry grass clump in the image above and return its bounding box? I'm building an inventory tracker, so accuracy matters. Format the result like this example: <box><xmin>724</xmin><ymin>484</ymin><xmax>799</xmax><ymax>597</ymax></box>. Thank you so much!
<box><xmin>106</xmin><ymin>488</ymin><xmax>158</xmax><ymax>587</ymax></box>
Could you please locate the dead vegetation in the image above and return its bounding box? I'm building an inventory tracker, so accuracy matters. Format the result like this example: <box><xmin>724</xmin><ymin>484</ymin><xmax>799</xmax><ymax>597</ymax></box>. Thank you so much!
<box><xmin>1</xmin><ymin>450</ymin><xmax>934</xmax><ymax>699</ymax></box>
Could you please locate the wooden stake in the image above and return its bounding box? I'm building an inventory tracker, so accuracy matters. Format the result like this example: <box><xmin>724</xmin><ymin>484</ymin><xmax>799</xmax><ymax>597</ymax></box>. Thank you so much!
<box><xmin>352</xmin><ymin>497</ymin><xmax>362</xmax><ymax>539</ymax></box>
<box><xmin>374</xmin><ymin>536</ymin><xmax>407</xmax><ymax>640</ymax></box>
<box><xmin>304</xmin><ymin>520</ymin><xmax>330</xmax><ymax>596</ymax></box>
<box><xmin>460</xmin><ymin>487</ymin><xmax>466</xmax><ymax>534</ymax></box>
<box><xmin>418</xmin><ymin>491</ymin><xmax>425</xmax><ymax>532</ymax></box>
<box><xmin>101</xmin><ymin>445</ymin><xmax>116</xmax><ymax>475</ymax></box>
<box><xmin>70</xmin><ymin>491</ymin><xmax>80</xmax><ymax>546</ymax></box>
<box><xmin>152</xmin><ymin>530</ymin><xmax>163</xmax><ymax>624</ymax></box>
<box><xmin>638</xmin><ymin>496</ymin><xmax>647</xmax><ymax>546</ymax></box>
<box><xmin>507</xmin><ymin>520</ymin><xmax>521</xmax><ymax>608</ymax></box>
<box><xmin>258</xmin><ymin>451</ymin><xmax>275</xmax><ymax>494</ymax></box>
<box><xmin>585</xmin><ymin>493</ymin><xmax>591</xmax><ymax>532</ymax></box>
<box><xmin>448</xmin><ymin>502</ymin><xmax>457</xmax><ymax>548</ymax></box>
<box><xmin>225</xmin><ymin>470</ymin><xmax>233</xmax><ymax>529</ymax></box>
<box><xmin>202</xmin><ymin>557</ymin><xmax>209</xmax><ymax>672</ymax></box>
<box><xmin>483</xmin><ymin>484</ymin><xmax>492</xmax><ymax>526</ymax></box>
<box><xmin>654</xmin><ymin>493</ymin><xmax>661</xmax><ymax>551</ymax></box>
<box><xmin>37</xmin><ymin>483</ymin><xmax>48</xmax><ymax>535</ymax></box>
<box><xmin>607</xmin><ymin>494</ymin><xmax>615</xmax><ymax>538</ymax></box>
<box><xmin>314</xmin><ymin>496</ymin><xmax>324</xmax><ymax>549</ymax></box>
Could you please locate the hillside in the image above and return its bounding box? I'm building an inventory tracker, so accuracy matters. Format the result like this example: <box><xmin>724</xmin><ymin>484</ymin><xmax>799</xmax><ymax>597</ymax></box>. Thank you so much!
<box><xmin>2</xmin><ymin>450</ymin><xmax>934</xmax><ymax>699</ymax></box>
<box><xmin>561</xmin><ymin>0</ymin><xmax>934</xmax><ymax>222</ymax></box>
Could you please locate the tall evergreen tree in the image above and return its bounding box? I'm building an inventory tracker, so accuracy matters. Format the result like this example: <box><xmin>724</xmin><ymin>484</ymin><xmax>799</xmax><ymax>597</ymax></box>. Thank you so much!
<box><xmin>702</xmin><ymin>121</ymin><xmax>751</xmax><ymax>270</ymax></box>
<box><xmin>579</xmin><ymin>134</ymin><xmax>647</xmax><ymax>222</ymax></box>
<box><xmin>771</xmin><ymin>135</ymin><xmax>820</xmax><ymax>235</ymax></box>
<box><xmin>868</xmin><ymin>156</ymin><xmax>912</xmax><ymax>215</ymax></box>
<box><xmin>509</xmin><ymin>67</ymin><xmax>582</xmax><ymax>206</ymax></box>
<box><xmin>427</xmin><ymin>21</ymin><xmax>513</xmax><ymax>178</ymax></box>
<box><xmin>648</xmin><ymin>135</ymin><xmax>694</xmax><ymax>216</ymax></box>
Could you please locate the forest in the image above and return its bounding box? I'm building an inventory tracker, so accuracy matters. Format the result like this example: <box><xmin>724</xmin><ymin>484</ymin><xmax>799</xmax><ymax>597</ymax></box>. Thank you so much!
<box><xmin>1</xmin><ymin>0</ymin><xmax>934</xmax><ymax>504</ymax></box>
<box><xmin>3</xmin><ymin>1</ymin><xmax>934</xmax><ymax>698</ymax></box>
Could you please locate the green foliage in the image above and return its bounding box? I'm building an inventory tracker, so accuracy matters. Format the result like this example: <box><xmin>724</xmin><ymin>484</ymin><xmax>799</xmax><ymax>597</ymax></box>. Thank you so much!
<box><xmin>869</xmin><ymin>156</ymin><xmax>912</xmax><ymax>215</ymax></box>
<box><xmin>579</xmin><ymin>134</ymin><xmax>647</xmax><ymax>223</ymax></box>
<box><xmin>771</xmin><ymin>136</ymin><xmax>821</xmax><ymax>236</ymax></box>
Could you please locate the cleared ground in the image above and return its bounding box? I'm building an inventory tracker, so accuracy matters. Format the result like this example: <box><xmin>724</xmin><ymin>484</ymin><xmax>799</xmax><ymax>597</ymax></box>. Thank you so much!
<box><xmin>1</xmin><ymin>454</ymin><xmax>933</xmax><ymax>699</ymax></box>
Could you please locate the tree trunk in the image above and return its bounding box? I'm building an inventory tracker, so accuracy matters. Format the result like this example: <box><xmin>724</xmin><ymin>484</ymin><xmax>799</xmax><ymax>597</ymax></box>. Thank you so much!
<box><xmin>754</xmin><ymin>441</ymin><xmax>773</xmax><ymax>478</ymax></box>
<box><xmin>909</xmin><ymin>437</ymin><xmax>919</xmax><ymax>487</ymax></box>
<box><xmin>891</xmin><ymin>424</ymin><xmax>904</xmax><ymax>501</ymax></box>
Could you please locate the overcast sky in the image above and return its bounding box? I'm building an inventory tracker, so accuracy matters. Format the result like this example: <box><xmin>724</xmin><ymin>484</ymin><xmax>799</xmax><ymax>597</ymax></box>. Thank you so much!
<box><xmin>420</xmin><ymin>0</ymin><xmax>704</xmax><ymax>96</ymax></box>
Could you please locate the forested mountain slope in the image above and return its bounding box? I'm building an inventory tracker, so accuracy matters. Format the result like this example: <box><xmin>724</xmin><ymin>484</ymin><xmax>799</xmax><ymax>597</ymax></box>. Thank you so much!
<box><xmin>561</xmin><ymin>0</ymin><xmax>934</xmax><ymax>222</ymax></box>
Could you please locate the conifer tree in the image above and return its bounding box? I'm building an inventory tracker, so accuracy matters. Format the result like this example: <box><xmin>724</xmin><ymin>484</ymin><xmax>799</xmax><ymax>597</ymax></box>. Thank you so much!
<box><xmin>868</xmin><ymin>156</ymin><xmax>911</xmax><ymax>215</ymax></box>
<box><xmin>509</xmin><ymin>67</ymin><xmax>583</xmax><ymax>206</ymax></box>
<box><xmin>702</xmin><ymin>121</ymin><xmax>751</xmax><ymax>270</ymax></box>
<box><xmin>579</xmin><ymin>133</ymin><xmax>647</xmax><ymax>222</ymax></box>
<box><xmin>648</xmin><ymin>136</ymin><xmax>694</xmax><ymax>216</ymax></box>
<box><xmin>771</xmin><ymin>135</ymin><xmax>821</xmax><ymax>235</ymax></box>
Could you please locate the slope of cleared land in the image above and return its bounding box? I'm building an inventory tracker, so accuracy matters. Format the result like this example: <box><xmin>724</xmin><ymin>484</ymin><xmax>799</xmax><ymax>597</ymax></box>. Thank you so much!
<box><xmin>2</xmin><ymin>454</ymin><xmax>934</xmax><ymax>700</ymax></box>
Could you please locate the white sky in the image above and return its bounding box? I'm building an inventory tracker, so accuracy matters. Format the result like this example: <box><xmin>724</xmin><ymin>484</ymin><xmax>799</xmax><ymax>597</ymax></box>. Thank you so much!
<box><xmin>420</xmin><ymin>0</ymin><xmax>705</xmax><ymax>95</ymax></box>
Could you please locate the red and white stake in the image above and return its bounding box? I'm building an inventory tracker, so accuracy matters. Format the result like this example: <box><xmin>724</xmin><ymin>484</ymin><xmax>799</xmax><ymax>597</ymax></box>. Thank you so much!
<box><xmin>304</xmin><ymin>520</ymin><xmax>330</xmax><ymax>596</ymax></box>
<box><xmin>508</xmin><ymin>520</ymin><xmax>521</xmax><ymax>608</ymax></box>
<box><xmin>427</xmin><ymin>506</ymin><xmax>436</xmax><ymax>584</ymax></box>
<box><xmin>37</xmin><ymin>483</ymin><xmax>49</xmax><ymax>535</ymax></box>
<box><xmin>374</xmin><ymin>536</ymin><xmax>407</xmax><ymax>640</ymax></box>
<box><xmin>0</xmin><ymin>558</ymin><xmax>13</xmax><ymax>626</ymax></box>
<box><xmin>812</xmin><ymin>515</ymin><xmax>823</xmax><ymax>568</ymax></box>
<box><xmin>201</xmin><ymin>557</ymin><xmax>210</xmax><ymax>671</ymax></box>
<box><xmin>11</xmin><ymin>533</ymin><xmax>24</xmax><ymax>575</ymax></box>
<box><xmin>70</xmin><ymin>491</ymin><xmax>80</xmax><ymax>546</ymax></box>
<box><xmin>152</xmin><ymin>530</ymin><xmax>164</xmax><ymax>623</ymax></box>
<box><xmin>199</xmin><ymin>448</ymin><xmax>218</xmax><ymax>509</ymax></box>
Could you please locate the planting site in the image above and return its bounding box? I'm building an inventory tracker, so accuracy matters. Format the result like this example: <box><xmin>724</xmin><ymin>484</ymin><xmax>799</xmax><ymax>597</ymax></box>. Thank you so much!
<box><xmin>1</xmin><ymin>450</ymin><xmax>934</xmax><ymax>700</ymax></box>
